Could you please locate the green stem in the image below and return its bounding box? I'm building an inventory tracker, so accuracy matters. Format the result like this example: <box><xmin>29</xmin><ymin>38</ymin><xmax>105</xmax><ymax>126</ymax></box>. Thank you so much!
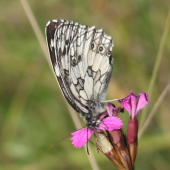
<box><xmin>139</xmin><ymin>9</ymin><xmax>170</xmax><ymax>130</ymax></box>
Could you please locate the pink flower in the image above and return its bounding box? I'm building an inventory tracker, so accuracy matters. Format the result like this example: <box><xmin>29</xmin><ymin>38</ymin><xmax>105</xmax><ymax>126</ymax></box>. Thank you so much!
<box><xmin>70</xmin><ymin>116</ymin><xmax>123</xmax><ymax>148</ymax></box>
<box><xmin>118</xmin><ymin>92</ymin><xmax>149</xmax><ymax>118</ymax></box>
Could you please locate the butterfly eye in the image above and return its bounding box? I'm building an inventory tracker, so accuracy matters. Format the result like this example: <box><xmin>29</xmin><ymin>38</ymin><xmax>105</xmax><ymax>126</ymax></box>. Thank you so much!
<box><xmin>91</xmin><ymin>120</ymin><xmax>96</xmax><ymax>126</ymax></box>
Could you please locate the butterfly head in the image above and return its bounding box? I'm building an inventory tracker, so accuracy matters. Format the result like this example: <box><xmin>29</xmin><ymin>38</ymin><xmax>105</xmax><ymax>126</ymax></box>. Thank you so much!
<box><xmin>87</xmin><ymin>119</ymin><xmax>101</xmax><ymax>128</ymax></box>
<box><xmin>84</xmin><ymin>113</ymin><xmax>101</xmax><ymax>128</ymax></box>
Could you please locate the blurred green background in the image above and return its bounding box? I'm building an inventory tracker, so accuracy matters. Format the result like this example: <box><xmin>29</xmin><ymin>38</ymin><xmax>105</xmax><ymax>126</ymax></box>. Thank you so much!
<box><xmin>0</xmin><ymin>0</ymin><xmax>170</xmax><ymax>170</ymax></box>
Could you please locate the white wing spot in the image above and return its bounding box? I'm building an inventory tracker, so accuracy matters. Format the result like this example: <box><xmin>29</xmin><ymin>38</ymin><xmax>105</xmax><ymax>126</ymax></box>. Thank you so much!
<box><xmin>80</xmin><ymin>90</ymin><xmax>88</xmax><ymax>100</ymax></box>
<box><xmin>70</xmin><ymin>84</ymin><xmax>79</xmax><ymax>100</ymax></box>
<box><xmin>54</xmin><ymin>65</ymin><xmax>60</xmax><ymax>77</ymax></box>
<box><xmin>50</xmin><ymin>39</ymin><xmax>54</xmax><ymax>48</ymax></box>
<box><xmin>84</xmin><ymin>74</ymin><xmax>93</xmax><ymax>99</ymax></box>
<box><xmin>52</xmin><ymin>19</ymin><xmax>58</xmax><ymax>23</ymax></box>
<box><xmin>46</xmin><ymin>20</ymin><xmax>51</xmax><ymax>27</ymax></box>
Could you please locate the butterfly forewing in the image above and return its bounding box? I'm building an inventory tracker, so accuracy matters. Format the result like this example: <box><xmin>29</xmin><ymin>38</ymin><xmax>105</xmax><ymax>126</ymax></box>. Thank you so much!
<box><xmin>45</xmin><ymin>19</ymin><xmax>114</xmax><ymax>122</ymax></box>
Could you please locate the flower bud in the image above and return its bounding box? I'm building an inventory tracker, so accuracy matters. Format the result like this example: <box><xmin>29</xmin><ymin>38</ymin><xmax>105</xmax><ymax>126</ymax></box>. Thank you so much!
<box><xmin>96</xmin><ymin>132</ymin><xmax>125</xmax><ymax>170</ymax></box>
<box><xmin>127</xmin><ymin>117</ymin><xmax>138</xmax><ymax>165</ymax></box>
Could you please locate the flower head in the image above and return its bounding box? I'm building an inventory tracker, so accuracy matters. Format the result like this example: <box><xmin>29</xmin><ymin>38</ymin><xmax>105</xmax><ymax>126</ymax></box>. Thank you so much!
<box><xmin>70</xmin><ymin>115</ymin><xmax>123</xmax><ymax>148</ymax></box>
<box><xmin>118</xmin><ymin>92</ymin><xmax>149</xmax><ymax>118</ymax></box>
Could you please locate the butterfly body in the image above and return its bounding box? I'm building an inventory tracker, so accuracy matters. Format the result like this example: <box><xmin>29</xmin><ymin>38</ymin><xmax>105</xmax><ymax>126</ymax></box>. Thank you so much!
<box><xmin>45</xmin><ymin>19</ymin><xmax>114</xmax><ymax>127</ymax></box>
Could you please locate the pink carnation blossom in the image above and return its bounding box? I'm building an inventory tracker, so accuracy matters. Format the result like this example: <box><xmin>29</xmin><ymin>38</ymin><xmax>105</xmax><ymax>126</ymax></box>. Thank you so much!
<box><xmin>118</xmin><ymin>92</ymin><xmax>149</xmax><ymax>118</ymax></box>
<box><xmin>70</xmin><ymin>116</ymin><xmax>123</xmax><ymax>148</ymax></box>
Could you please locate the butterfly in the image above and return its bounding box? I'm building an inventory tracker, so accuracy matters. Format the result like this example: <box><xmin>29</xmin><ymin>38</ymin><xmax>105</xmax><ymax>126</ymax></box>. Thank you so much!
<box><xmin>45</xmin><ymin>19</ymin><xmax>114</xmax><ymax>127</ymax></box>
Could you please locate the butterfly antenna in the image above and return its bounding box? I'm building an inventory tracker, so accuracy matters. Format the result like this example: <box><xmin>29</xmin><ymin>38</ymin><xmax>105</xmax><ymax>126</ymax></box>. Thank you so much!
<box><xmin>51</xmin><ymin>133</ymin><xmax>71</xmax><ymax>147</ymax></box>
<box><xmin>52</xmin><ymin>126</ymin><xmax>87</xmax><ymax>147</ymax></box>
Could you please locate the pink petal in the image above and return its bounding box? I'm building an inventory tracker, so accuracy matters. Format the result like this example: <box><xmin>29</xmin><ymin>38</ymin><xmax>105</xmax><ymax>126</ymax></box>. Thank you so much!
<box><xmin>119</xmin><ymin>92</ymin><xmax>138</xmax><ymax>117</ymax></box>
<box><xmin>113</xmin><ymin>107</ymin><xmax>122</xmax><ymax>116</ymax></box>
<box><xmin>130</xmin><ymin>92</ymin><xmax>138</xmax><ymax>118</ymax></box>
<box><xmin>136</xmin><ymin>93</ymin><xmax>149</xmax><ymax>114</ymax></box>
<box><xmin>98</xmin><ymin>116</ymin><xmax>123</xmax><ymax>131</ymax></box>
<box><xmin>70</xmin><ymin>128</ymin><xmax>94</xmax><ymax>148</ymax></box>
<box><xmin>105</xmin><ymin>103</ymin><xmax>115</xmax><ymax>116</ymax></box>
<box><xmin>119</xmin><ymin>95</ymin><xmax>131</xmax><ymax>113</ymax></box>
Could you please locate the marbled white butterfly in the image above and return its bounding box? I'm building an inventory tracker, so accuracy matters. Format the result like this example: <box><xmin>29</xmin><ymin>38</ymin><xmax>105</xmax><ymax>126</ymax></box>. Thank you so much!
<box><xmin>45</xmin><ymin>19</ymin><xmax>114</xmax><ymax>127</ymax></box>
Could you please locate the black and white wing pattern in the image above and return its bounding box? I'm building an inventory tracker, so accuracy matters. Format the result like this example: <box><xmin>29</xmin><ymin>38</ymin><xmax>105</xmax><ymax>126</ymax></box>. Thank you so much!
<box><xmin>45</xmin><ymin>19</ymin><xmax>114</xmax><ymax>125</ymax></box>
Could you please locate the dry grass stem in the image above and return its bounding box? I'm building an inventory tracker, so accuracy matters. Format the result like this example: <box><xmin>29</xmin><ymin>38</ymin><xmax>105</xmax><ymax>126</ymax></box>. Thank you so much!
<box><xmin>20</xmin><ymin>0</ymin><xmax>49</xmax><ymax>63</ymax></box>
<box><xmin>20</xmin><ymin>0</ymin><xmax>99</xmax><ymax>169</ymax></box>
<box><xmin>139</xmin><ymin>83</ymin><xmax>170</xmax><ymax>138</ymax></box>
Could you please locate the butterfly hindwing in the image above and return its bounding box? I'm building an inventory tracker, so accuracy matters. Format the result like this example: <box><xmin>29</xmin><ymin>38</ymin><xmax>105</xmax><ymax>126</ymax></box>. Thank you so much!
<box><xmin>45</xmin><ymin>19</ymin><xmax>114</xmax><ymax>120</ymax></box>
<box><xmin>46</xmin><ymin>20</ymin><xmax>81</xmax><ymax>113</ymax></box>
